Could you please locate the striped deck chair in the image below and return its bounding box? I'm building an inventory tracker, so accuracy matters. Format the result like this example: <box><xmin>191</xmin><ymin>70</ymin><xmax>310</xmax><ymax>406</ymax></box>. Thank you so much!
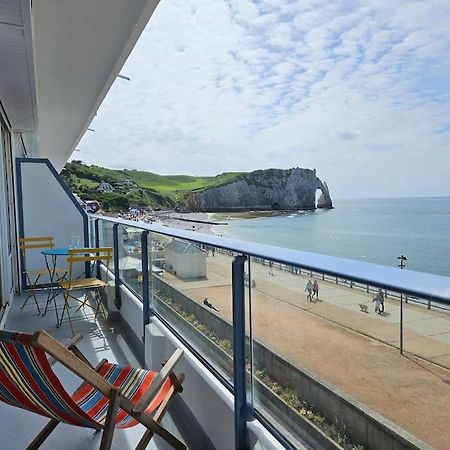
<box><xmin>0</xmin><ymin>330</ymin><xmax>185</xmax><ymax>450</ymax></box>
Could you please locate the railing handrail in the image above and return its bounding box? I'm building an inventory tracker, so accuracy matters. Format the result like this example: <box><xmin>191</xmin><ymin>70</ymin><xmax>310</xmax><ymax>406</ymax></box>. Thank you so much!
<box><xmin>90</xmin><ymin>213</ymin><xmax>450</xmax><ymax>305</ymax></box>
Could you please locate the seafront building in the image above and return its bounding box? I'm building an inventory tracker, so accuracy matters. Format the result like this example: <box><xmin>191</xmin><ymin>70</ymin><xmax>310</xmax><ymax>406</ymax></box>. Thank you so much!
<box><xmin>1</xmin><ymin>1</ymin><xmax>450</xmax><ymax>449</ymax></box>
<box><xmin>97</xmin><ymin>181</ymin><xmax>115</xmax><ymax>193</ymax></box>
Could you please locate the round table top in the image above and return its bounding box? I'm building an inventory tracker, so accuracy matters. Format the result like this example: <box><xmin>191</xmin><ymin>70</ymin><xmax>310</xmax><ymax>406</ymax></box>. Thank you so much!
<box><xmin>40</xmin><ymin>247</ymin><xmax>69</xmax><ymax>256</ymax></box>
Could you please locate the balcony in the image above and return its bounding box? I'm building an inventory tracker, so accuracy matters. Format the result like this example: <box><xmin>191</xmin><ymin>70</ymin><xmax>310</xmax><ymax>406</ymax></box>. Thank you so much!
<box><xmin>53</xmin><ymin>214</ymin><xmax>450</xmax><ymax>449</ymax></box>
<box><xmin>6</xmin><ymin>161</ymin><xmax>450</xmax><ymax>448</ymax></box>
<box><xmin>1</xmin><ymin>291</ymin><xmax>192</xmax><ymax>449</ymax></box>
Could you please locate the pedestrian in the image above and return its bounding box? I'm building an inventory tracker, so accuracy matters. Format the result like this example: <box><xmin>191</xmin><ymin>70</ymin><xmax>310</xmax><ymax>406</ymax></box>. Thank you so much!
<box><xmin>268</xmin><ymin>261</ymin><xmax>274</xmax><ymax>276</ymax></box>
<box><xmin>313</xmin><ymin>280</ymin><xmax>320</xmax><ymax>300</ymax></box>
<box><xmin>378</xmin><ymin>289</ymin><xmax>385</xmax><ymax>313</ymax></box>
<box><xmin>372</xmin><ymin>293</ymin><xmax>382</xmax><ymax>314</ymax></box>
<box><xmin>204</xmin><ymin>297</ymin><xmax>219</xmax><ymax>312</ymax></box>
<box><xmin>305</xmin><ymin>280</ymin><xmax>313</xmax><ymax>301</ymax></box>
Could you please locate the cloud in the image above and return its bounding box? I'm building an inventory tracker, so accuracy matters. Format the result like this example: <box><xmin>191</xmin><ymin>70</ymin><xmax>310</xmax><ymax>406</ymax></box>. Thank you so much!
<box><xmin>76</xmin><ymin>0</ymin><xmax>450</xmax><ymax>198</ymax></box>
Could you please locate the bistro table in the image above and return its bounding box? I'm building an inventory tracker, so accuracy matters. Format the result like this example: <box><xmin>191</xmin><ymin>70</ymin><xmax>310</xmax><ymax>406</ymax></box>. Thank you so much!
<box><xmin>40</xmin><ymin>247</ymin><xmax>69</xmax><ymax>321</ymax></box>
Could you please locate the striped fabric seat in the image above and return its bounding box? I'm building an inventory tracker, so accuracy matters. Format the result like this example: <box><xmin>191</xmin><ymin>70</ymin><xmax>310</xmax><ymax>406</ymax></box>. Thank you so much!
<box><xmin>72</xmin><ymin>361</ymin><xmax>173</xmax><ymax>428</ymax></box>
<box><xmin>0</xmin><ymin>329</ymin><xmax>185</xmax><ymax>450</ymax></box>
<box><xmin>0</xmin><ymin>331</ymin><xmax>172</xmax><ymax>429</ymax></box>
<box><xmin>0</xmin><ymin>331</ymin><xmax>99</xmax><ymax>429</ymax></box>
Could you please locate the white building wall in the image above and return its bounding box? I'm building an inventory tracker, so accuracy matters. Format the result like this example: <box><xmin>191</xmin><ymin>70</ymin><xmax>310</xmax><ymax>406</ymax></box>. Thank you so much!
<box><xmin>19</xmin><ymin>160</ymin><xmax>87</xmax><ymax>283</ymax></box>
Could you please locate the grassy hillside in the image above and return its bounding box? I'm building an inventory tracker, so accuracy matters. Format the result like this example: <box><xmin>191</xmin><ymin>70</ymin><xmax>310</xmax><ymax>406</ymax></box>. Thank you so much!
<box><xmin>61</xmin><ymin>160</ymin><xmax>243</xmax><ymax>211</ymax></box>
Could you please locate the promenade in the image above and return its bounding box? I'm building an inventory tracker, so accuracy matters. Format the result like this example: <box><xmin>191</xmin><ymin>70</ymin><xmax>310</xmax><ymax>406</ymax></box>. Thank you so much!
<box><xmin>163</xmin><ymin>252</ymin><xmax>450</xmax><ymax>449</ymax></box>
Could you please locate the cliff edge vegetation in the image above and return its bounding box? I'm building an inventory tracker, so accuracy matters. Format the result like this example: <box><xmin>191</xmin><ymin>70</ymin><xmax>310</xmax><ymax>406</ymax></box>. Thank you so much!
<box><xmin>62</xmin><ymin>161</ymin><xmax>332</xmax><ymax>211</ymax></box>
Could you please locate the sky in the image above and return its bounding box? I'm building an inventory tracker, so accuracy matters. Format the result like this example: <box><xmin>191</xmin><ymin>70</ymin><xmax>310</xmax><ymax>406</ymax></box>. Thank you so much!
<box><xmin>76</xmin><ymin>0</ymin><xmax>450</xmax><ymax>199</ymax></box>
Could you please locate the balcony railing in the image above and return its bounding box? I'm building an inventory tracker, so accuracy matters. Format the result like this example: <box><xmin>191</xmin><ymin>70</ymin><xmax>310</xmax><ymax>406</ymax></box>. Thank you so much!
<box><xmin>89</xmin><ymin>213</ymin><xmax>450</xmax><ymax>450</ymax></box>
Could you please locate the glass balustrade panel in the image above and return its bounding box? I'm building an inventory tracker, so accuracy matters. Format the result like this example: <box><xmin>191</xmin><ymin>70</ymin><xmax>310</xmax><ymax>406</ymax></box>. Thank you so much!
<box><xmin>247</xmin><ymin>257</ymin><xmax>448</xmax><ymax>449</ymax></box>
<box><xmin>117</xmin><ymin>224</ymin><xmax>143</xmax><ymax>298</ymax></box>
<box><xmin>98</xmin><ymin>221</ymin><xmax>115</xmax><ymax>271</ymax></box>
<box><xmin>149</xmin><ymin>232</ymin><xmax>235</xmax><ymax>384</ymax></box>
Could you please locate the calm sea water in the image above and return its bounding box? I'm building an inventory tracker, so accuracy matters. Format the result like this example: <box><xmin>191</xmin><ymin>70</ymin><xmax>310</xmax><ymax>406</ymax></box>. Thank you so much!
<box><xmin>216</xmin><ymin>197</ymin><xmax>450</xmax><ymax>278</ymax></box>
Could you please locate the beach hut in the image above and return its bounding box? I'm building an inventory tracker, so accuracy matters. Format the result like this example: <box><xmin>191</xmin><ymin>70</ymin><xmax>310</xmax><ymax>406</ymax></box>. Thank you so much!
<box><xmin>118</xmin><ymin>255</ymin><xmax>164</xmax><ymax>286</ymax></box>
<box><xmin>165</xmin><ymin>240</ymin><xmax>207</xmax><ymax>280</ymax></box>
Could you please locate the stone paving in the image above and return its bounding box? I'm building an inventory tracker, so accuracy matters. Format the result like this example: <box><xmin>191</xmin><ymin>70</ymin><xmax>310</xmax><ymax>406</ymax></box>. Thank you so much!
<box><xmin>162</xmin><ymin>252</ymin><xmax>450</xmax><ymax>449</ymax></box>
<box><xmin>165</xmin><ymin>252</ymin><xmax>450</xmax><ymax>368</ymax></box>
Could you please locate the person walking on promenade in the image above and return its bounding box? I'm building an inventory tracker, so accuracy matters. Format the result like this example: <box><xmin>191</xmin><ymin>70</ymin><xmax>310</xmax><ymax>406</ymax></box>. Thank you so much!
<box><xmin>378</xmin><ymin>289</ymin><xmax>385</xmax><ymax>313</ymax></box>
<box><xmin>268</xmin><ymin>261</ymin><xmax>274</xmax><ymax>276</ymax></box>
<box><xmin>372</xmin><ymin>293</ymin><xmax>382</xmax><ymax>314</ymax></box>
<box><xmin>305</xmin><ymin>280</ymin><xmax>313</xmax><ymax>301</ymax></box>
<box><xmin>313</xmin><ymin>280</ymin><xmax>320</xmax><ymax>300</ymax></box>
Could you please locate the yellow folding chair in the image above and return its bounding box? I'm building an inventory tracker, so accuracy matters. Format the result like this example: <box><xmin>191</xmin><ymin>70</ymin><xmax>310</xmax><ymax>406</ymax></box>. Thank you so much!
<box><xmin>57</xmin><ymin>247</ymin><xmax>112</xmax><ymax>336</ymax></box>
<box><xmin>19</xmin><ymin>236</ymin><xmax>67</xmax><ymax>314</ymax></box>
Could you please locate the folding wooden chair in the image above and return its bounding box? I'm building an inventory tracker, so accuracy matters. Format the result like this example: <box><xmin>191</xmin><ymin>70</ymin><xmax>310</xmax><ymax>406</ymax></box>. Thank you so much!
<box><xmin>57</xmin><ymin>247</ymin><xmax>112</xmax><ymax>336</ymax></box>
<box><xmin>19</xmin><ymin>236</ymin><xmax>67</xmax><ymax>314</ymax></box>
<box><xmin>0</xmin><ymin>330</ymin><xmax>186</xmax><ymax>449</ymax></box>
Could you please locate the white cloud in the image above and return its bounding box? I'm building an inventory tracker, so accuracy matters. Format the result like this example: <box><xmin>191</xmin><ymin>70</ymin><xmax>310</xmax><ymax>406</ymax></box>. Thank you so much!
<box><xmin>76</xmin><ymin>0</ymin><xmax>450</xmax><ymax>199</ymax></box>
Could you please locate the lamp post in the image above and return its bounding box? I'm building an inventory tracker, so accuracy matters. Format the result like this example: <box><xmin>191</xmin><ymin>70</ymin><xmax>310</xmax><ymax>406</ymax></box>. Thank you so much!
<box><xmin>397</xmin><ymin>255</ymin><xmax>407</xmax><ymax>269</ymax></box>
<box><xmin>397</xmin><ymin>255</ymin><xmax>407</xmax><ymax>355</ymax></box>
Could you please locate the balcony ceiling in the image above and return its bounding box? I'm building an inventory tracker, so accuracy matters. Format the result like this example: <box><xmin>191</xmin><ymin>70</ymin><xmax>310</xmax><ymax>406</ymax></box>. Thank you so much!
<box><xmin>33</xmin><ymin>0</ymin><xmax>160</xmax><ymax>171</ymax></box>
<box><xmin>0</xmin><ymin>0</ymin><xmax>37</xmax><ymax>152</ymax></box>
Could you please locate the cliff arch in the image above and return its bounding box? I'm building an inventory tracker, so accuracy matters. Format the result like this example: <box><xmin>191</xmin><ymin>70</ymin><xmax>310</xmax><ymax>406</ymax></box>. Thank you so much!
<box><xmin>316</xmin><ymin>180</ymin><xmax>333</xmax><ymax>209</ymax></box>
<box><xmin>186</xmin><ymin>167</ymin><xmax>333</xmax><ymax>212</ymax></box>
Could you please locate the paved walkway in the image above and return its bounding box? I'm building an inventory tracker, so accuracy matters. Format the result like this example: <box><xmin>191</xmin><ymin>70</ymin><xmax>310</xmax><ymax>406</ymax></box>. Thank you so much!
<box><xmin>163</xmin><ymin>253</ymin><xmax>450</xmax><ymax>449</ymax></box>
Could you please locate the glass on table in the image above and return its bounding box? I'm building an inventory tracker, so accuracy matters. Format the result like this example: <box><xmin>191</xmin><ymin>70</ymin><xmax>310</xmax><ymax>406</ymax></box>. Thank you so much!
<box><xmin>69</xmin><ymin>235</ymin><xmax>80</xmax><ymax>249</ymax></box>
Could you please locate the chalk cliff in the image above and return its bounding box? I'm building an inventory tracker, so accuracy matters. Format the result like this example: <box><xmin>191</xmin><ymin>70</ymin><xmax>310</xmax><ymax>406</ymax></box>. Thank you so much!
<box><xmin>186</xmin><ymin>167</ymin><xmax>332</xmax><ymax>212</ymax></box>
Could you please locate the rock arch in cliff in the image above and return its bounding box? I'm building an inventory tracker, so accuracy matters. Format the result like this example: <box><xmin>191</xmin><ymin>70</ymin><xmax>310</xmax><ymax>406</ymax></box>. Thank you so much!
<box><xmin>316</xmin><ymin>180</ymin><xmax>333</xmax><ymax>209</ymax></box>
<box><xmin>186</xmin><ymin>168</ymin><xmax>333</xmax><ymax>212</ymax></box>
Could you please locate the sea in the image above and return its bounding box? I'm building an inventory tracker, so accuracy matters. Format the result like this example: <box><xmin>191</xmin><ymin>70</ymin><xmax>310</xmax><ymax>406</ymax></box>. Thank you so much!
<box><xmin>215</xmin><ymin>196</ymin><xmax>450</xmax><ymax>278</ymax></box>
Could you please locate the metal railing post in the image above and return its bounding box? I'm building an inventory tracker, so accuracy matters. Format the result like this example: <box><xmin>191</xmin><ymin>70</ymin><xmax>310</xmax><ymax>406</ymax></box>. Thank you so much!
<box><xmin>232</xmin><ymin>254</ymin><xmax>249</xmax><ymax>450</ymax></box>
<box><xmin>400</xmin><ymin>293</ymin><xmax>404</xmax><ymax>355</ymax></box>
<box><xmin>112</xmin><ymin>224</ymin><xmax>121</xmax><ymax>310</ymax></box>
<box><xmin>94</xmin><ymin>219</ymin><xmax>100</xmax><ymax>279</ymax></box>
<box><xmin>141</xmin><ymin>231</ymin><xmax>150</xmax><ymax>330</ymax></box>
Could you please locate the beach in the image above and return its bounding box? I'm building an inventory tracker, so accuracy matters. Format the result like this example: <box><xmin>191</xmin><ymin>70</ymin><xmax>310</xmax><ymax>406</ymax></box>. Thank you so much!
<box><xmin>151</xmin><ymin>212</ymin><xmax>219</xmax><ymax>235</ymax></box>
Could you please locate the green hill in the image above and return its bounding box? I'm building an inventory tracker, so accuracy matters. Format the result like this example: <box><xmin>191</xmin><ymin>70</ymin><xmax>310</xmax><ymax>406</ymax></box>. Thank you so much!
<box><xmin>61</xmin><ymin>160</ymin><xmax>242</xmax><ymax>211</ymax></box>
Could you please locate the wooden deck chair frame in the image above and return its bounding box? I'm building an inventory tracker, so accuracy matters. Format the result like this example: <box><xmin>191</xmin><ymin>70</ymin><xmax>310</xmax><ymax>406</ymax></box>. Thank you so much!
<box><xmin>0</xmin><ymin>330</ymin><xmax>186</xmax><ymax>450</ymax></box>
<box><xmin>19</xmin><ymin>236</ymin><xmax>63</xmax><ymax>314</ymax></box>
<box><xmin>57</xmin><ymin>247</ymin><xmax>112</xmax><ymax>336</ymax></box>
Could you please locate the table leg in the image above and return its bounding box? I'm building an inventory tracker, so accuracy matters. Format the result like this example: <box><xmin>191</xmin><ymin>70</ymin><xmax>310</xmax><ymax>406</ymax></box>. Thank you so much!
<box><xmin>43</xmin><ymin>254</ymin><xmax>60</xmax><ymax>324</ymax></box>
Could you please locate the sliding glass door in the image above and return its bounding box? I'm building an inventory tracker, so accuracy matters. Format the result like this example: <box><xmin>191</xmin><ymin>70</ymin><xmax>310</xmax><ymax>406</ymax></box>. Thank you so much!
<box><xmin>0</xmin><ymin>114</ymin><xmax>15</xmax><ymax>320</ymax></box>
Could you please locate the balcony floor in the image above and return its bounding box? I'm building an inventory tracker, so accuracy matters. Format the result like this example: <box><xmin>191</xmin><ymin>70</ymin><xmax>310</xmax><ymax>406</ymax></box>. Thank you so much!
<box><xmin>0</xmin><ymin>291</ymin><xmax>186</xmax><ymax>450</ymax></box>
